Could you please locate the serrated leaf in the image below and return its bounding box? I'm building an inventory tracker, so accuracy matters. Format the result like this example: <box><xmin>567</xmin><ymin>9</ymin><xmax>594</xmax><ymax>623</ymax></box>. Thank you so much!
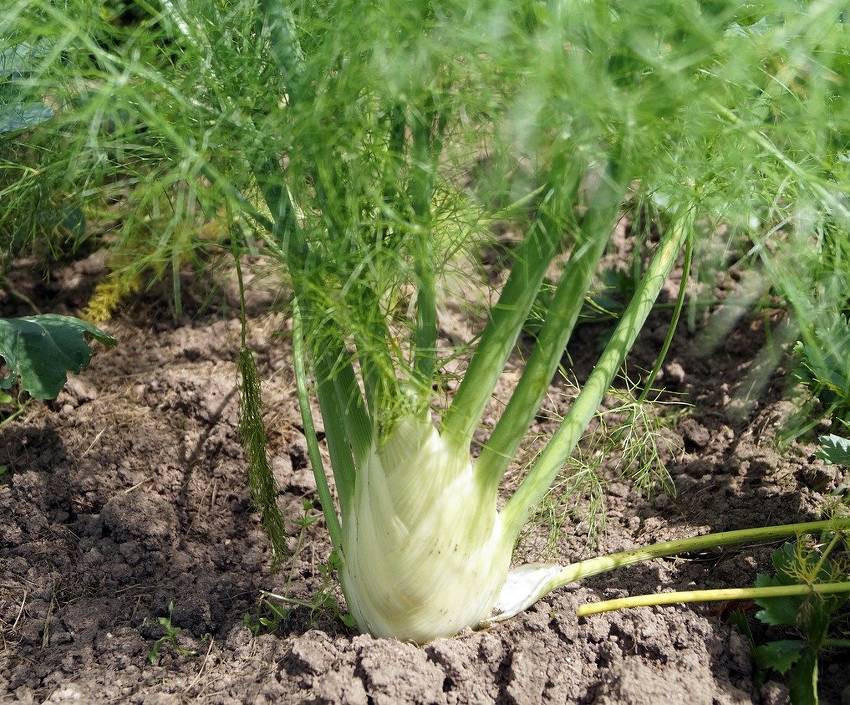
<box><xmin>818</xmin><ymin>434</ymin><xmax>850</xmax><ymax>466</ymax></box>
<box><xmin>755</xmin><ymin>573</ymin><xmax>802</xmax><ymax>627</ymax></box>
<box><xmin>0</xmin><ymin>41</ymin><xmax>52</xmax><ymax>76</ymax></box>
<box><xmin>755</xmin><ymin>545</ymin><xmax>804</xmax><ymax>627</ymax></box>
<box><xmin>0</xmin><ymin>102</ymin><xmax>54</xmax><ymax>134</ymax></box>
<box><xmin>0</xmin><ymin>315</ymin><xmax>116</xmax><ymax>401</ymax></box>
<box><xmin>753</xmin><ymin>640</ymin><xmax>806</xmax><ymax>675</ymax></box>
<box><xmin>771</xmin><ymin>542</ymin><xmax>799</xmax><ymax>578</ymax></box>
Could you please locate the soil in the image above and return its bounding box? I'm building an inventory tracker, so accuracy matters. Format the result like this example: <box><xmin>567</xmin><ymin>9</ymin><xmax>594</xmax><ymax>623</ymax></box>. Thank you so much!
<box><xmin>2</xmin><ymin>251</ymin><xmax>849</xmax><ymax>705</ymax></box>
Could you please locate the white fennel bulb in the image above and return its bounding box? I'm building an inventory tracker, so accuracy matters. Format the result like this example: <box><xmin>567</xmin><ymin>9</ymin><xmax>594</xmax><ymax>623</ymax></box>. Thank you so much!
<box><xmin>340</xmin><ymin>415</ymin><xmax>513</xmax><ymax>643</ymax></box>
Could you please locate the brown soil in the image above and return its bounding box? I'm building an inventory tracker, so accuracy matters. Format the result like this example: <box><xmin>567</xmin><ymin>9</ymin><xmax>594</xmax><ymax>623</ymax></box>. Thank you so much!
<box><xmin>1</xmin><ymin>253</ymin><xmax>849</xmax><ymax>705</ymax></box>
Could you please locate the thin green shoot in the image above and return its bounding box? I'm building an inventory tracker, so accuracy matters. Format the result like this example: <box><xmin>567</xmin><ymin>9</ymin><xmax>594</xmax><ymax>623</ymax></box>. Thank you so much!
<box><xmin>146</xmin><ymin>601</ymin><xmax>199</xmax><ymax>665</ymax></box>
<box><xmin>576</xmin><ymin>582</ymin><xmax>850</xmax><ymax>617</ymax></box>
<box><xmin>489</xmin><ymin>519</ymin><xmax>850</xmax><ymax>623</ymax></box>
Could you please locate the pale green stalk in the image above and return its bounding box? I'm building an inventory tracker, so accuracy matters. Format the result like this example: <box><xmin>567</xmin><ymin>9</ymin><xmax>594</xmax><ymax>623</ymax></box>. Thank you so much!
<box><xmin>489</xmin><ymin>518</ymin><xmax>850</xmax><ymax>622</ymax></box>
<box><xmin>577</xmin><ymin>582</ymin><xmax>850</xmax><ymax>617</ymax></box>
<box><xmin>292</xmin><ymin>302</ymin><xmax>344</xmax><ymax>555</ymax></box>
<box><xmin>638</xmin><ymin>226</ymin><xmax>694</xmax><ymax>403</ymax></box>
<box><xmin>443</xmin><ymin>171</ymin><xmax>580</xmax><ymax>450</ymax></box>
<box><xmin>411</xmin><ymin>109</ymin><xmax>440</xmax><ymax>388</ymax></box>
<box><xmin>313</xmin><ymin>350</ymin><xmax>357</xmax><ymax>512</ymax></box>
<box><xmin>476</xmin><ymin>175</ymin><xmax>625</xmax><ymax>490</ymax></box>
<box><xmin>503</xmin><ymin>217</ymin><xmax>690</xmax><ymax>537</ymax></box>
<box><xmin>333</xmin><ymin>362</ymin><xmax>373</xmax><ymax>465</ymax></box>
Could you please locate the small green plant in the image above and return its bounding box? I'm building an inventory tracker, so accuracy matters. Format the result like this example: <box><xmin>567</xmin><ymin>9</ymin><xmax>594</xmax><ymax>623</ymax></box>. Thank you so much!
<box><xmin>0</xmin><ymin>313</ymin><xmax>114</xmax><ymax>445</ymax></box>
<box><xmin>793</xmin><ymin>314</ymin><xmax>850</xmax><ymax>428</ymax></box>
<box><xmin>243</xmin><ymin>584</ymin><xmax>355</xmax><ymax>637</ymax></box>
<box><xmin>528</xmin><ymin>381</ymin><xmax>682</xmax><ymax>556</ymax></box>
<box><xmin>752</xmin><ymin>539</ymin><xmax>850</xmax><ymax>705</ymax></box>
<box><xmin>818</xmin><ymin>433</ymin><xmax>850</xmax><ymax>468</ymax></box>
<box><xmin>0</xmin><ymin>314</ymin><xmax>116</xmax><ymax>400</ymax></box>
<box><xmin>146</xmin><ymin>601</ymin><xmax>198</xmax><ymax>666</ymax></box>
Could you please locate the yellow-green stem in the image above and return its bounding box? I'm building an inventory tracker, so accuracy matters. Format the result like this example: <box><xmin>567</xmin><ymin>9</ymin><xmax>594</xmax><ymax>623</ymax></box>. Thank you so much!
<box><xmin>577</xmin><ymin>582</ymin><xmax>850</xmax><ymax>617</ymax></box>
<box><xmin>292</xmin><ymin>302</ymin><xmax>344</xmax><ymax>553</ymax></box>
<box><xmin>503</xmin><ymin>216</ymin><xmax>689</xmax><ymax>537</ymax></box>
<box><xmin>824</xmin><ymin>639</ymin><xmax>850</xmax><ymax>649</ymax></box>
<box><xmin>489</xmin><ymin>519</ymin><xmax>850</xmax><ymax>622</ymax></box>
<box><xmin>811</xmin><ymin>532</ymin><xmax>843</xmax><ymax>578</ymax></box>
<box><xmin>557</xmin><ymin>519</ymin><xmax>850</xmax><ymax>585</ymax></box>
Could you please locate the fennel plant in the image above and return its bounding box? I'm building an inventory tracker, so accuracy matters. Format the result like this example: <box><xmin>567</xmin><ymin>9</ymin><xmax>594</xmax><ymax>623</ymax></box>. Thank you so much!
<box><xmin>6</xmin><ymin>0</ymin><xmax>850</xmax><ymax>641</ymax></box>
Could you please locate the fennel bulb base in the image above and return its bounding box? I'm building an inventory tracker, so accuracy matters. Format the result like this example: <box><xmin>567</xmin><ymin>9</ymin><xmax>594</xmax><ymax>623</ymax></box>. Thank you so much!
<box><xmin>340</xmin><ymin>416</ymin><xmax>512</xmax><ymax>643</ymax></box>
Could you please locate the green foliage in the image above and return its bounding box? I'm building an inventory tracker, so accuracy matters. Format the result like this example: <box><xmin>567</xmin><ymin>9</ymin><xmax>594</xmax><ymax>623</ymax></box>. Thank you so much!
<box><xmin>237</xmin><ymin>344</ymin><xmax>287</xmax><ymax>562</ymax></box>
<box><xmin>2</xmin><ymin>0</ymin><xmax>846</xmax><ymax>440</ymax></box>
<box><xmin>752</xmin><ymin>539</ymin><xmax>850</xmax><ymax>705</ymax></box>
<box><xmin>4</xmin><ymin>0</ymin><xmax>849</xmax><ymax>388</ymax></box>
<box><xmin>146</xmin><ymin>601</ymin><xmax>198</xmax><ymax>665</ymax></box>
<box><xmin>793</xmin><ymin>313</ymin><xmax>850</xmax><ymax>425</ymax></box>
<box><xmin>0</xmin><ymin>314</ymin><xmax>116</xmax><ymax>400</ymax></box>
<box><xmin>818</xmin><ymin>434</ymin><xmax>850</xmax><ymax>467</ymax></box>
<box><xmin>0</xmin><ymin>40</ymin><xmax>53</xmax><ymax>134</ymax></box>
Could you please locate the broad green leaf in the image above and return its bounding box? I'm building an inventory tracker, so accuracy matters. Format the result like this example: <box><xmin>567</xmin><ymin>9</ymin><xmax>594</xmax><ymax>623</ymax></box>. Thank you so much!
<box><xmin>0</xmin><ymin>315</ymin><xmax>116</xmax><ymax>400</ymax></box>
<box><xmin>756</xmin><ymin>545</ymin><xmax>803</xmax><ymax>626</ymax></box>
<box><xmin>0</xmin><ymin>41</ymin><xmax>52</xmax><ymax>76</ymax></box>
<box><xmin>818</xmin><ymin>434</ymin><xmax>850</xmax><ymax>466</ymax></box>
<box><xmin>0</xmin><ymin>102</ymin><xmax>53</xmax><ymax>134</ymax></box>
<box><xmin>755</xmin><ymin>572</ymin><xmax>802</xmax><ymax>627</ymax></box>
<box><xmin>771</xmin><ymin>542</ymin><xmax>799</xmax><ymax>578</ymax></box>
<box><xmin>755</xmin><ymin>542</ymin><xmax>848</xmax><ymax>632</ymax></box>
<box><xmin>753</xmin><ymin>640</ymin><xmax>806</xmax><ymax>675</ymax></box>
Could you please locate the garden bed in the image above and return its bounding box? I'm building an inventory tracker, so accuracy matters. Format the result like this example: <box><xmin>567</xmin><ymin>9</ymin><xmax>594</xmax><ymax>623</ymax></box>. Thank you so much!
<box><xmin>1</xmin><ymin>255</ymin><xmax>846</xmax><ymax>705</ymax></box>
